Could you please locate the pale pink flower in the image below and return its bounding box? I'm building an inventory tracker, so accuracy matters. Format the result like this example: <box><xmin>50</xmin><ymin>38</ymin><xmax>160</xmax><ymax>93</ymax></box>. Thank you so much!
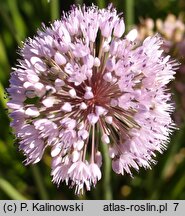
<box><xmin>7</xmin><ymin>4</ymin><xmax>177</xmax><ymax>194</ymax></box>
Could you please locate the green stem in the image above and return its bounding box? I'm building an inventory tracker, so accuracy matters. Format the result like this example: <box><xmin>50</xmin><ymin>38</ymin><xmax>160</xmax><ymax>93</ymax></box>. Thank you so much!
<box><xmin>7</xmin><ymin>0</ymin><xmax>26</xmax><ymax>41</ymax></box>
<box><xmin>50</xmin><ymin>0</ymin><xmax>60</xmax><ymax>21</ymax></box>
<box><xmin>75</xmin><ymin>0</ymin><xmax>83</xmax><ymax>5</ymax></box>
<box><xmin>0</xmin><ymin>5</ymin><xmax>21</xmax><ymax>45</ymax></box>
<box><xmin>31</xmin><ymin>165</ymin><xmax>49</xmax><ymax>199</ymax></box>
<box><xmin>0</xmin><ymin>177</ymin><xmax>27</xmax><ymax>200</ymax></box>
<box><xmin>96</xmin><ymin>0</ymin><xmax>106</xmax><ymax>9</ymax></box>
<box><xmin>125</xmin><ymin>0</ymin><xmax>135</xmax><ymax>31</ymax></box>
<box><xmin>101</xmin><ymin>143</ymin><xmax>113</xmax><ymax>199</ymax></box>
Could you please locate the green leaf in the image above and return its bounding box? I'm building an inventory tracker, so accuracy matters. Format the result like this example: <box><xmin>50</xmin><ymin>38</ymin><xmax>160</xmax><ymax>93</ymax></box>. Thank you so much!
<box><xmin>0</xmin><ymin>82</ymin><xmax>8</xmax><ymax>109</ymax></box>
<box><xmin>0</xmin><ymin>177</ymin><xmax>27</xmax><ymax>200</ymax></box>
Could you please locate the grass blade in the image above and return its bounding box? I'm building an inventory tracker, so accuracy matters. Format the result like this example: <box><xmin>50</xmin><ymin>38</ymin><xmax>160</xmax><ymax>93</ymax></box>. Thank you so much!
<box><xmin>0</xmin><ymin>177</ymin><xmax>27</xmax><ymax>200</ymax></box>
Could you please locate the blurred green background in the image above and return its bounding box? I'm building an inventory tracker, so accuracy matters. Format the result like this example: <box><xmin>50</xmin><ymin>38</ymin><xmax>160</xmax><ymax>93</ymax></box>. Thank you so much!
<box><xmin>0</xmin><ymin>0</ymin><xmax>185</xmax><ymax>200</ymax></box>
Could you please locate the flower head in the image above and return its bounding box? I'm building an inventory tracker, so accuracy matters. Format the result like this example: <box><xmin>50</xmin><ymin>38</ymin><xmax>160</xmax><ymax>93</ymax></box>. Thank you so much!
<box><xmin>7</xmin><ymin>4</ymin><xmax>177</xmax><ymax>194</ymax></box>
<box><xmin>136</xmin><ymin>14</ymin><xmax>185</xmax><ymax>125</ymax></box>
<box><xmin>136</xmin><ymin>14</ymin><xmax>185</xmax><ymax>44</ymax></box>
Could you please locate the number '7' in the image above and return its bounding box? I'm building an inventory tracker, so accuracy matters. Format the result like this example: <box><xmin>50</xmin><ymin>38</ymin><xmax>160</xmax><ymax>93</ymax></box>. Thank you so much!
<box><xmin>173</xmin><ymin>203</ymin><xmax>179</xmax><ymax>211</ymax></box>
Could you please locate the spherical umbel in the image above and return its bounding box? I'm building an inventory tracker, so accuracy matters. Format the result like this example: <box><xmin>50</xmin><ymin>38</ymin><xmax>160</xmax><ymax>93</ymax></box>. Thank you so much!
<box><xmin>7</xmin><ymin>4</ymin><xmax>177</xmax><ymax>194</ymax></box>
